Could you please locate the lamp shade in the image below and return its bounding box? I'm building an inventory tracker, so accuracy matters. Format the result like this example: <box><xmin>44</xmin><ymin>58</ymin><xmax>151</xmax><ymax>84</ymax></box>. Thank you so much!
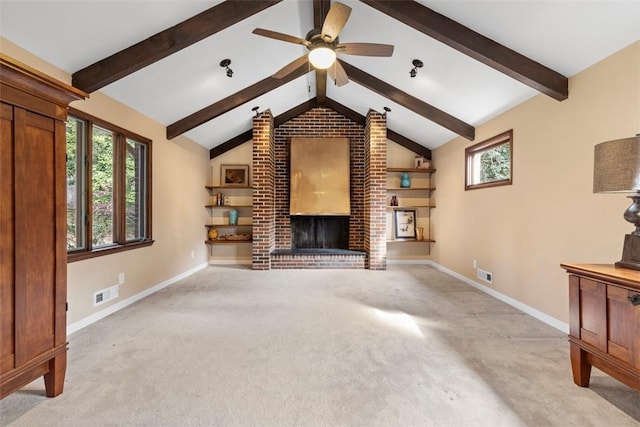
<box><xmin>593</xmin><ymin>136</ymin><xmax>640</xmax><ymax>193</ymax></box>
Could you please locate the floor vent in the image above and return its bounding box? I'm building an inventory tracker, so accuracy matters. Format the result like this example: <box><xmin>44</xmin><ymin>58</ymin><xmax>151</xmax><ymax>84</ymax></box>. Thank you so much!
<box><xmin>477</xmin><ymin>269</ymin><xmax>493</xmax><ymax>284</ymax></box>
<box><xmin>93</xmin><ymin>285</ymin><xmax>119</xmax><ymax>307</ymax></box>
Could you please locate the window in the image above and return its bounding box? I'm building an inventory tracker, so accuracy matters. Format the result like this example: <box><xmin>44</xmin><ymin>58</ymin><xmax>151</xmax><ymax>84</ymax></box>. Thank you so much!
<box><xmin>465</xmin><ymin>130</ymin><xmax>513</xmax><ymax>190</ymax></box>
<box><xmin>66</xmin><ymin>109</ymin><xmax>152</xmax><ymax>261</ymax></box>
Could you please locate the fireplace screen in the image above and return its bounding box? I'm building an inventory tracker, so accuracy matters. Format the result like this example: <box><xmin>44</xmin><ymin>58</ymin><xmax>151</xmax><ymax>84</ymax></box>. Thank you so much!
<box><xmin>290</xmin><ymin>138</ymin><xmax>350</xmax><ymax>215</ymax></box>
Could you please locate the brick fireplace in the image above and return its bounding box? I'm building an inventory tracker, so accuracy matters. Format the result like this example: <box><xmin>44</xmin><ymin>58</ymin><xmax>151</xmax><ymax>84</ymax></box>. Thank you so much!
<box><xmin>251</xmin><ymin>107</ymin><xmax>387</xmax><ymax>270</ymax></box>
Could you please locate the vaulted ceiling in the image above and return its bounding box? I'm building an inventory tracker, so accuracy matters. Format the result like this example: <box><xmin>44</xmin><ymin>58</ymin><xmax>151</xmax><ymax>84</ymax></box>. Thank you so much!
<box><xmin>1</xmin><ymin>0</ymin><xmax>638</xmax><ymax>158</ymax></box>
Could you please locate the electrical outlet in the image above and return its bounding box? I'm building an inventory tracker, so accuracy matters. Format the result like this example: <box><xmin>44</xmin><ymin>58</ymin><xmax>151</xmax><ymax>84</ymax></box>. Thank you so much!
<box><xmin>477</xmin><ymin>268</ymin><xmax>493</xmax><ymax>284</ymax></box>
<box><xmin>191</xmin><ymin>250</ymin><xmax>195</xmax><ymax>259</ymax></box>
<box><xmin>473</xmin><ymin>259</ymin><xmax>477</xmax><ymax>269</ymax></box>
<box><xmin>119</xmin><ymin>272</ymin><xmax>125</xmax><ymax>284</ymax></box>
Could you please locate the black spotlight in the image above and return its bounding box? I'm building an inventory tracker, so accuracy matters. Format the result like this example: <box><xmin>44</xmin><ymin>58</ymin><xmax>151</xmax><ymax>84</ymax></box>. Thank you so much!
<box><xmin>410</xmin><ymin>59</ymin><xmax>423</xmax><ymax>78</ymax></box>
<box><xmin>220</xmin><ymin>59</ymin><xmax>233</xmax><ymax>78</ymax></box>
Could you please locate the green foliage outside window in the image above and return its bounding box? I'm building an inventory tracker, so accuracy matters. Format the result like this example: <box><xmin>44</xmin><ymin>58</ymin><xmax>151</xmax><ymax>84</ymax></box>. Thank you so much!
<box><xmin>66</xmin><ymin>110</ymin><xmax>151</xmax><ymax>259</ymax></box>
<box><xmin>479</xmin><ymin>143</ymin><xmax>511</xmax><ymax>182</ymax></box>
<box><xmin>92</xmin><ymin>126</ymin><xmax>114</xmax><ymax>247</ymax></box>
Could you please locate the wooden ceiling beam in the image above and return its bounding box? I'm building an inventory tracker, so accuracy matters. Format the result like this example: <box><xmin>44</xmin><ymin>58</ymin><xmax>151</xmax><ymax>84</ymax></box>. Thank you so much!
<box><xmin>167</xmin><ymin>61</ymin><xmax>309</xmax><ymax>139</ymax></box>
<box><xmin>72</xmin><ymin>0</ymin><xmax>282</xmax><ymax>93</ymax></box>
<box><xmin>313</xmin><ymin>0</ymin><xmax>331</xmax><ymax>29</ymax></box>
<box><xmin>361</xmin><ymin>0</ymin><xmax>568</xmax><ymax>101</ymax></box>
<box><xmin>274</xmin><ymin>98</ymin><xmax>319</xmax><ymax>127</ymax></box>
<box><xmin>209</xmin><ymin>130</ymin><xmax>253</xmax><ymax>159</ymax></box>
<box><xmin>313</xmin><ymin>0</ymin><xmax>331</xmax><ymax>102</ymax></box>
<box><xmin>387</xmin><ymin>129</ymin><xmax>432</xmax><ymax>160</ymax></box>
<box><xmin>340</xmin><ymin>60</ymin><xmax>475</xmax><ymax>140</ymax></box>
<box><xmin>210</xmin><ymin>97</ymin><xmax>432</xmax><ymax>159</ymax></box>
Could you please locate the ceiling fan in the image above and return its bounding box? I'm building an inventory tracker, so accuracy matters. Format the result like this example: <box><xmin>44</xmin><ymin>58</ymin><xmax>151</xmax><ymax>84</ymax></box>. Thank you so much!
<box><xmin>252</xmin><ymin>2</ymin><xmax>394</xmax><ymax>86</ymax></box>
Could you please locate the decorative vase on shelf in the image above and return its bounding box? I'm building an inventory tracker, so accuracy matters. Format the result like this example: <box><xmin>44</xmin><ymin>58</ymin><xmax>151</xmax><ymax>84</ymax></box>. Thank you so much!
<box><xmin>400</xmin><ymin>173</ymin><xmax>411</xmax><ymax>188</ymax></box>
<box><xmin>208</xmin><ymin>228</ymin><xmax>219</xmax><ymax>240</ymax></box>
<box><xmin>228</xmin><ymin>209</ymin><xmax>238</xmax><ymax>225</ymax></box>
<box><xmin>390</xmin><ymin>195</ymin><xmax>398</xmax><ymax>206</ymax></box>
<box><xmin>416</xmin><ymin>227</ymin><xmax>424</xmax><ymax>241</ymax></box>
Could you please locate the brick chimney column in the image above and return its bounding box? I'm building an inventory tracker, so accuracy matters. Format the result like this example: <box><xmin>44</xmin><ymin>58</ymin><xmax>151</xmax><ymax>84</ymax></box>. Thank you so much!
<box><xmin>252</xmin><ymin>109</ymin><xmax>275</xmax><ymax>270</ymax></box>
<box><xmin>365</xmin><ymin>109</ymin><xmax>387</xmax><ymax>270</ymax></box>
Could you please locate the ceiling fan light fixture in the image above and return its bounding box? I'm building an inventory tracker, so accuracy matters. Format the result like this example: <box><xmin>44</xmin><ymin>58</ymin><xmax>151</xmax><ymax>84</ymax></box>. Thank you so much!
<box><xmin>309</xmin><ymin>47</ymin><xmax>336</xmax><ymax>69</ymax></box>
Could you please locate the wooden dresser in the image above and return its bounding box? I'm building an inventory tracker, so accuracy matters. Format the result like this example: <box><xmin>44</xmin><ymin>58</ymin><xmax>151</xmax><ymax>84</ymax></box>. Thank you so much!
<box><xmin>0</xmin><ymin>55</ymin><xmax>86</xmax><ymax>398</ymax></box>
<box><xmin>560</xmin><ymin>263</ymin><xmax>640</xmax><ymax>391</ymax></box>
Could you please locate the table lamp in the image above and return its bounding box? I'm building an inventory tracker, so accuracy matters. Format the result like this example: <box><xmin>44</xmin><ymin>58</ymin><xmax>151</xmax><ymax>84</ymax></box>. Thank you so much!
<box><xmin>593</xmin><ymin>135</ymin><xmax>640</xmax><ymax>270</ymax></box>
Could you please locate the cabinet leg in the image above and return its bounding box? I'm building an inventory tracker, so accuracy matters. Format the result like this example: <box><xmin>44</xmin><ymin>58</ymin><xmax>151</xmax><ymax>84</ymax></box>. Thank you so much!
<box><xmin>570</xmin><ymin>343</ymin><xmax>591</xmax><ymax>387</ymax></box>
<box><xmin>44</xmin><ymin>351</ymin><xmax>67</xmax><ymax>397</ymax></box>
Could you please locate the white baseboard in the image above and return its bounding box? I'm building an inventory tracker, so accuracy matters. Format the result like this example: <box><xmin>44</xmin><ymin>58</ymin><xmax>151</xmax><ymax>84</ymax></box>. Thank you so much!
<box><xmin>209</xmin><ymin>258</ymin><xmax>252</xmax><ymax>265</ymax></box>
<box><xmin>67</xmin><ymin>262</ymin><xmax>209</xmax><ymax>336</ymax></box>
<box><xmin>402</xmin><ymin>260</ymin><xmax>569</xmax><ymax>334</ymax></box>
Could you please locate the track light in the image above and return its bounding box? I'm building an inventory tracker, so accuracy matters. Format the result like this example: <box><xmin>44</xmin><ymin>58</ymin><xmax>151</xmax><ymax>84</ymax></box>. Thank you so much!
<box><xmin>251</xmin><ymin>106</ymin><xmax>260</xmax><ymax>117</ymax></box>
<box><xmin>410</xmin><ymin>59</ymin><xmax>423</xmax><ymax>78</ymax></box>
<box><xmin>383</xmin><ymin>106</ymin><xmax>391</xmax><ymax>118</ymax></box>
<box><xmin>220</xmin><ymin>59</ymin><xmax>233</xmax><ymax>78</ymax></box>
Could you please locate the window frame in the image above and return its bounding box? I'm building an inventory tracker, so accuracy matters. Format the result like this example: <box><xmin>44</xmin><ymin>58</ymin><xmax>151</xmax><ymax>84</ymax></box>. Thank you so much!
<box><xmin>465</xmin><ymin>130</ymin><xmax>513</xmax><ymax>191</ymax></box>
<box><xmin>67</xmin><ymin>108</ymin><xmax>153</xmax><ymax>262</ymax></box>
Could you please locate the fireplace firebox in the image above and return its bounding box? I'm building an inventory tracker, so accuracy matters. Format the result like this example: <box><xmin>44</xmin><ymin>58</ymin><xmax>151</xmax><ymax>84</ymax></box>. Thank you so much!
<box><xmin>290</xmin><ymin>216</ymin><xmax>349</xmax><ymax>249</ymax></box>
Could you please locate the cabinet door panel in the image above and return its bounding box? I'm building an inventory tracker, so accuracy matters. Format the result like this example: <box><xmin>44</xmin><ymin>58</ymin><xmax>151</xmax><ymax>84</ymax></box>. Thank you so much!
<box><xmin>0</xmin><ymin>103</ymin><xmax>15</xmax><ymax>374</ymax></box>
<box><xmin>13</xmin><ymin>108</ymin><xmax>56</xmax><ymax>365</ymax></box>
<box><xmin>607</xmin><ymin>285</ymin><xmax>640</xmax><ymax>366</ymax></box>
<box><xmin>579</xmin><ymin>278</ymin><xmax>607</xmax><ymax>351</ymax></box>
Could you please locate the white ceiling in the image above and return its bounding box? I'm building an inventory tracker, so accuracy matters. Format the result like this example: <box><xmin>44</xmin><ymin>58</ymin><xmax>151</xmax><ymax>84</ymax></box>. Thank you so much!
<box><xmin>1</xmin><ymin>0</ymin><xmax>638</xmax><ymax>151</ymax></box>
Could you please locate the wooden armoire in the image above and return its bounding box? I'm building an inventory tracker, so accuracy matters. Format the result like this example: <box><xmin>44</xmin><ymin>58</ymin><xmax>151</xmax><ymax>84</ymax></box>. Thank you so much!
<box><xmin>0</xmin><ymin>54</ymin><xmax>86</xmax><ymax>398</ymax></box>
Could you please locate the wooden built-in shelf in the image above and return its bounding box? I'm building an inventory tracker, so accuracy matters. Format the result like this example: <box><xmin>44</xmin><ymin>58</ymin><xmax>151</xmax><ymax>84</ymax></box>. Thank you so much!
<box><xmin>386</xmin><ymin>167</ymin><xmax>436</xmax><ymax>173</ymax></box>
<box><xmin>205</xmin><ymin>224</ymin><xmax>252</xmax><ymax>227</ymax></box>
<box><xmin>387</xmin><ymin>205</ymin><xmax>435</xmax><ymax>209</ymax></box>
<box><xmin>387</xmin><ymin>239</ymin><xmax>436</xmax><ymax>243</ymax></box>
<box><xmin>386</xmin><ymin>187</ymin><xmax>436</xmax><ymax>191</ymax></box>
<box><xmin>205</xmin><ymin>204</ymin><xmax>253</xmax><ymax>208</ymax></box>
<box><xmin>205</xmin><ymin>186</ymin><xmax>254</xmax><ymax>190</ymax></box>
<box><xmin>205</xmin><ymin>239</ymin><xmax>252</xmax><ymax>245</ymax></box>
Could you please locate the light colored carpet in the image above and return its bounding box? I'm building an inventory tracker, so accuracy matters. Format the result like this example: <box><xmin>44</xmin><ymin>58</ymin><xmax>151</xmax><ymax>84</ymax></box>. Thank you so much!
<box><xmin>1</xmin><ymin>264</ymin><xmax>638</xmax><ymax>426</ymax></box>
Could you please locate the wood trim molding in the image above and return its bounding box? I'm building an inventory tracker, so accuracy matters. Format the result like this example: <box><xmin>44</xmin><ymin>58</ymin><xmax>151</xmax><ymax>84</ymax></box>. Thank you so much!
<box><xmin>361</xmin><ymin>0</ymin><xmax>568</xmax><ymax>100</ymax></box>
<box><xmin>72</xmin><ymin>1</ymin><xmax>282</xmax><ymax>93</ymax></box>
<box><xmin>0</xmin><ymin>54</ymin><xmax>87</xmax><ymax>113</ymax></box>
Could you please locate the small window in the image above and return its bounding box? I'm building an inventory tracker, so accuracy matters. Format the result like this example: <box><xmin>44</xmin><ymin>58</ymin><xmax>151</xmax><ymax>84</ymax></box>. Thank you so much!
<box><xmin>465</xmin><ymin>130</ymin><xmax>513</xmax><ymax>190</ymax></box>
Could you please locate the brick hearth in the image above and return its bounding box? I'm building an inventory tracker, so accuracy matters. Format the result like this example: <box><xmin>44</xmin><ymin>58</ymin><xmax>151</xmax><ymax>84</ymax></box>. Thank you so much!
<box><xmin>251</xmin><ymin>107</ymin><xmax>387</xmax><ymax>270</ymax></box>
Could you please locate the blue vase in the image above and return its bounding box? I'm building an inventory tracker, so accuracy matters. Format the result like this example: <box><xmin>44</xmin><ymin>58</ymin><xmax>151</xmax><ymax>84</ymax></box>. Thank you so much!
<box><xmin>400</xmin><ymin>173</ymin><xmax>411</xmax><ymax>188</ymax></box>
<box><xmin>228</xmin><ymin>209</ymin><xmax>238</xmax><ymax>225</ymax></box>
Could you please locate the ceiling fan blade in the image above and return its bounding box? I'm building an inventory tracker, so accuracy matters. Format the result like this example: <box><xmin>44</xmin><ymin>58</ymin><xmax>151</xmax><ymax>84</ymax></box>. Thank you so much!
<box><xmin>327</xmin><ymin>60</ymin><xmax>349</xmax><ymax>87</ymax></box>
<box><xmin>252</xmin><ymin>28</ymin><xmax>310</xmax><ymax>46</ymax></box>
<box><xmin>337</xmin><ymin>43</ymin><xmax>394</xmax><ymax>57</ymax></box>
<box><xmin>320</xmin><ymin>2</ymin><xmax>352</xmax><ymax>42</ymax></box>
<box><xmin>272</xmin><ymin>55</ymin><xmax>309</xmax><ymax>79</ymax></box>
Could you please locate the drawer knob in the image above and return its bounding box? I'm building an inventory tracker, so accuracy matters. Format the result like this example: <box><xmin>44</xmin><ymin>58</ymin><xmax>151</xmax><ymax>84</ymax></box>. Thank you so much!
<box><xmin>629</xmin><ymin>294</ymin><xmax>640</xmax><ymax>306</ymax></box>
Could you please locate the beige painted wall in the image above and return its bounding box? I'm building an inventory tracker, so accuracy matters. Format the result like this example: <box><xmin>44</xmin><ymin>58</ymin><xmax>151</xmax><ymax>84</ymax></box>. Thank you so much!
<box><xmin>431</xmin><ymin>41</ymin><xmax>640</xmax><ymax>323</ymax></box>
<box><xmin>2</xmin><ymin>38</ymin><xmax>211</xmax><ymax>325</ymax></box>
